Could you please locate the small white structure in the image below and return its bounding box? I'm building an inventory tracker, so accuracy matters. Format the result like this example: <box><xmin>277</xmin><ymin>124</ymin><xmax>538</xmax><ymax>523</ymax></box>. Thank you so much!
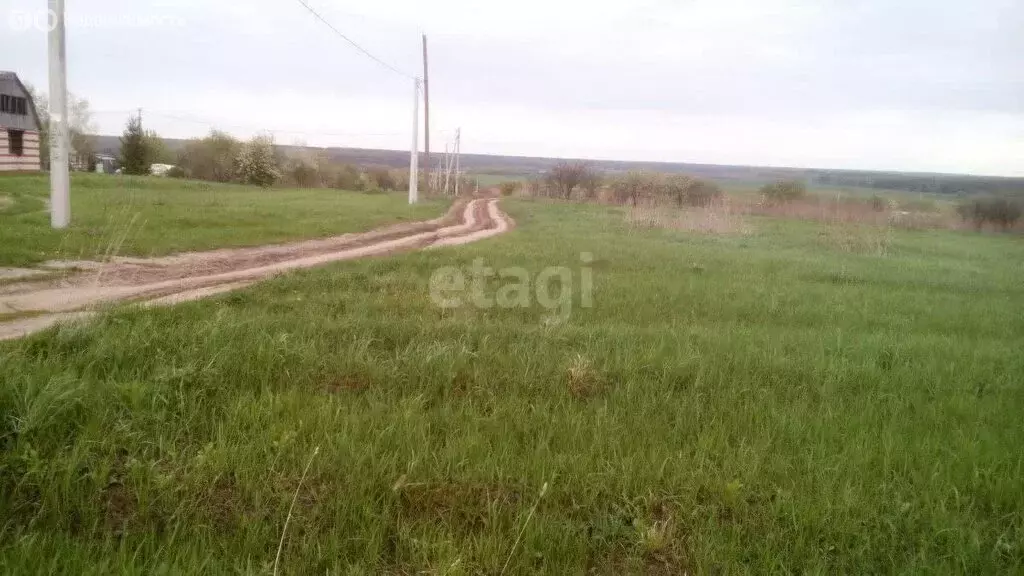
<box><xmin>150</xmin><ymin>163</ymin><xmax>176</xmax><ymax>176</ymax></box>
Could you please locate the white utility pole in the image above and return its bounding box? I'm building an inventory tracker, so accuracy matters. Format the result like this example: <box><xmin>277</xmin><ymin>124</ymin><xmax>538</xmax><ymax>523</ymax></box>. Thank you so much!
<box><xmin>454</xmin><ymin>128</ymin><xmax>461</xmax><ymax>197</ymax></box>
<box><xmin>442</xmin><ymin>143</ymin><xmax>451</xmax><ymax>196</ymax></box>
<box><xmin>48</xmin><ymin>0</ymin><xmax>70</xmax><ymax>228</ymax></box>
<box><xmin>408</xmin><ymin>77</ymin><xmax>420</xmax><ymax>204</ymax></box>
<box><xmin>422</xmin><ymin>35</ymin><xmax>430</xmax><ymax>193</ymax></box>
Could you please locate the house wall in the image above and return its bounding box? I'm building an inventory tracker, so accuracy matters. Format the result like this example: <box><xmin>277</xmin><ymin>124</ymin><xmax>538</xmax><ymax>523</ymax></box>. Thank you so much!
<box><xmin>0</xmin><ymin>74</ymin><xmax>39</xmax><ymax>132</ymax></box>
<box><xmin>0</xmin><ymin>72</ymin><xmax>43</xmax><ymax>172</ymax></box>
<box><xmin>0</xmin><ymin>129</ymin><xmax>41</xmax><ymax>172</ymax></box>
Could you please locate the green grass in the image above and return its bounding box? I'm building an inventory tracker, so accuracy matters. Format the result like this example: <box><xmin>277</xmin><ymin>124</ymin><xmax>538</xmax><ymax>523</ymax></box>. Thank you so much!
<box><xmin>1</xmin><ymin>199</ymin><xmax>1023</xmax><ymax>573</ymax></box>
<box><xmin>470</xmin><ymin>173</ymin><xmax>527</xmax><ymax>188</ymax></box>
<box><xmin>0</xmin><ymin>174</ymin><xmax>449</xmax><ymax>267</ymax></box>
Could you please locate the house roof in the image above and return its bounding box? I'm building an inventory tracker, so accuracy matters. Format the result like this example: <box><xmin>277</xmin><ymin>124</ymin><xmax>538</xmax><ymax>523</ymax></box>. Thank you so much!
<box><xmin>0</xmin><ymin>71</ymin><xmax>43</xmax><ymax>131</ymax></box>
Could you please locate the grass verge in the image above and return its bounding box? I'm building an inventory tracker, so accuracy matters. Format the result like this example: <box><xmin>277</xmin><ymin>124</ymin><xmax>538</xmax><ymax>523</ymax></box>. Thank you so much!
<box><xmin>1</xmin><ymin>199</ymin><xmax>1022</xmax><ymax>573</ymax></box>
<box><xmin>0</xmin><ymin>173</ymin><xmax>449</xmax><ymax>267</ymax></box>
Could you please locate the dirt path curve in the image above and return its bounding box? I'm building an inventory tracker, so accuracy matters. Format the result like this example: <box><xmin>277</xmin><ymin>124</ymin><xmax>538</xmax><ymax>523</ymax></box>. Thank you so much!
<box><xmin>0</xmin><ymin>197</ymin><xmax>512</xmax><ymax>340</ymax></box>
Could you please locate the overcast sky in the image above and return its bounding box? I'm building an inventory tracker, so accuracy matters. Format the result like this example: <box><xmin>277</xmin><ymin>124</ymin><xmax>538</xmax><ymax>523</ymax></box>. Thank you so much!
<box><xmin>3</xmin><ymin>0</ymin><xmax>1023</xmax><ymax>175</ymax></box>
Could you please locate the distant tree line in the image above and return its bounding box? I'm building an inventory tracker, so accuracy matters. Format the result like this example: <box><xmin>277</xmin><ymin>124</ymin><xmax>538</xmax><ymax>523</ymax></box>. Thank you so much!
<box><xmin>811</xmin><ymin>170</ymin><xmax>1024</xmax><ymax>198</ymax></box>
<box><xmin>956</xmin><ymin>197</ymin><xmax>1023</xmax><ymax>231</ymax></box>
<box><xmin>527</xmin><ymin>161</ymin><xmax>727</xmax><ymax>207</ymax></box>
<box><xmin>146</xmin><ymin>129</ymin><xmax>431</xmax><ymax>192</ymax></box>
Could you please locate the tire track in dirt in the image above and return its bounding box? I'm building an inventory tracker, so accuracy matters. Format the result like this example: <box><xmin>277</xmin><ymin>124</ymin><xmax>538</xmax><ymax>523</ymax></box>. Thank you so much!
<box><xmin>0</xmin><ymin>198</ymin><xmax>512</xmax><ymax>340</ymax></box>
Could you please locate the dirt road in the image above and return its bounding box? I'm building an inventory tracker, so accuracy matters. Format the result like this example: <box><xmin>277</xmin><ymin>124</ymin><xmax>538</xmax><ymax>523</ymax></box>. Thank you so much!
<box><xmin>0</xmin><ymin>198</ymin><xmax>511</xmax><ymax>340</ymax></box>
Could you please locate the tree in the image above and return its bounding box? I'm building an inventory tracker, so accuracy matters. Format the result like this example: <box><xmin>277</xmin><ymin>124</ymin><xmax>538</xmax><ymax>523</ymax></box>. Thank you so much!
<box><xmin>545</xmin><ymin>161</ymin><xmax>589</xmax><ymax>200</ymax></box>
<box><xmin>579</xmin><ymin>168</ymin><xmax>603</xmax><ymax>200</ymax></box>
<box><xmin>236</xmin><ymin>134</ymin><xmax>279</xmax><ymax>187</ymax></box>
<box><xmin>145</xmin><ymin>130</ymin><xmax>175</xmax><ymax>164</ymax></box>
<box><xmin>760</xmin><ymin>180</ymin><xmax>808</xmax><ymax>205</ymax></box>
<box><xmin>958</xmin><ymin>197</ymin><xmax>1023</xmax><ymax>231</ymax></box>
<box><xmin>611</xmin><ymin>171</ymin><xmax>659</xmax><ymax>205</ymax></box>
<box><xmin>365</xmin><ymin>166</ymin><xmax>395</xmax><ymax>191</ymax></box>
<box><xmin>499</xmin><ymin>181</ymin><xmax>521</xmax><ymax>196</ymax></box>
<box><xmin>68</xmin><ymin>96</ymin><xmax>96</xmax><ymax>170</ymax></box>
<box><xmin>177</xmin><ymin>131</ymin><xmax>242</xmax><ymax>182</ymax></box>
<box><xmin>329</xmin><ymin>164</ymin><xmax>363</xmax><ymax>191</ymax></box>
<box><xmin>663</xmin><ymin>174</ymin><xmax>724</xmax><ymax>207</ymax></box>
<box><xmin>119</xmin><ymin>113</ymin><xmax>150</xmax><ymax>175</ymax></box>
<box><xmin>288</xmin><ymin>160</ymin><xmax>319</xmax><ymax>188</ymax></box>
<box><xmin>25</xmin><ymin>84</ymin><xmax>51</xmax><ymax>170</ymax></box>
<box><xmin>24</xmin><ymin>84</ymin><xmax>95</xmax><ymax>171</ymax></box>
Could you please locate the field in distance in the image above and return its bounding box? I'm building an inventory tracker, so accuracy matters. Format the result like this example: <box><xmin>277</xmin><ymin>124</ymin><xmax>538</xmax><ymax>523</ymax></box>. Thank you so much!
<box><xmin>0</xmin><ymin>174</ymin><xmax>449</xmax><ymax>268</ymax></box>
<box><xmin>1</xmin><ymin>196</ymin><xmax>1021</xmax><ymax>573</ymax></box>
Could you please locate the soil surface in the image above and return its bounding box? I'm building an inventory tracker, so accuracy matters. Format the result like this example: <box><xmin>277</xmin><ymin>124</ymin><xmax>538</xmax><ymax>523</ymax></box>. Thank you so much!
<box><xmin>0</xmin><ymin>198</ymin><xmax>512</xmax><ymax>340</ymax></box>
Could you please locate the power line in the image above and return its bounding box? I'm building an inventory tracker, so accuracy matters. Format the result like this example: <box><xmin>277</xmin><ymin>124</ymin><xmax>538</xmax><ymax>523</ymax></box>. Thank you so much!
<box><xmin>94</xmin><ymin>109</ymin><xmax>405</xmax><ymax>138</ymax></box>
<box><xmin>150</xmin><ymin>111</ymin><xmax>404</xmax><ymax>137</ymax></box>
<box><xmin>291</xmin><ymin>0</ymin><xmax>413</xmax><ymax>79</ymax></box>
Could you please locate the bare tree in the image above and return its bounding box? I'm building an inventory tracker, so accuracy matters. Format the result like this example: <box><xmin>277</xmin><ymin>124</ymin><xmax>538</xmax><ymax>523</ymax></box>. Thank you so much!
<box><xmin>545</xmin><ymin>161</ymin><xmax>589</xmax><ymax>200</ymax></box>
<box><xmin>24</xmin><ymin>85</ymin><xmax>95</xmax><ymax>170</ymax></box>
<box><xmin>579</xmin><ymin>167</ymin><xmax>603</xmax><ymax>200</ymax></box>
<box><xmin>612</xmin><ymin>171</ymin><xmax>660</xmax><ymax>205</ymax></box>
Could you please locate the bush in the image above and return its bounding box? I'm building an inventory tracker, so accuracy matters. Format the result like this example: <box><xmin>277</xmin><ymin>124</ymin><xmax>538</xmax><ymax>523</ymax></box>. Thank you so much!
<box><xmin>611</xmin><ymin>171</ymin><xmax>661</xmax><ymax>205</ymax></box>
<box><xmin>664</xmin><ymin>174</ymin><xmax>723</xmax><ymax>207</ymax></box>
<box><xmin>760</xmin><ymin>180</ymin><xmax>808</xmax><ymax>204</ymax></box>
<box><xmin>499</xmin><ymin>181</ymin><xmax>520</xmax><ymax>196</ymax></box>
<box><xmin>165</xmin><ymin>166</ymin><xmax>186</xmax><ymax>179</ymax></box>
<box><xmin>579</xmin><ymin>170</ymin><xmax>603</xmax><ymax>200</ymax></box>
<box><xmin>869</xmin><ymin>194</ymin><xmax>890</xmax><ymax>212</ymax></box>
<box><xmin>288</xmin><ymin>160</ymin><xmax>319</xmax><ymax>188</ymax></box>
<box><xmin>236</xmin><ymin>135</ymin><xmax>279</xmax><ymax>188</ymax></box>
<box><xmin>390</xmin><ymin>169</ymin><xmax>410</xmax><ymax>192</ymax></box>
<box><xmin>365</xmin><ymin>166</ymin><xmax>396</xmax><ymax>191</ymax></box>
<box><xmin>330</xmin><ymin>164</ymin><xmax>363</xmax><ymax>191</ymax></box>
<box><xmin>545</xmin><ymin>161</ymin><xmax>590</xmax><ymax>200</ymax></box>
<box><xmin>958</xmin><ymin>197</ymin><xmax>1023</xmax><ymax>231</ymax></box>
<box><xmin>178</xmin><ymin>131</ymin><xmax>242</xmax><ymax>183</ymax></box>
<box><xmin>524</xmin><ymin>177</ymin><xmax>546</xmax><ymax>198</ymax></box>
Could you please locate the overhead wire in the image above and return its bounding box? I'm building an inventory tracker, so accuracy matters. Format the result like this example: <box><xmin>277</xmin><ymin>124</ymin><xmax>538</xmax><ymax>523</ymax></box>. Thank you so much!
<box><xmin>93</xmin><ymin>109</ymin><xmax>405</xmax><ymax>138</ymax></box>
<box><xmin>291</xmin><ymin>0</ymin><xmax>415</xmax><ymax>79</ymax></box>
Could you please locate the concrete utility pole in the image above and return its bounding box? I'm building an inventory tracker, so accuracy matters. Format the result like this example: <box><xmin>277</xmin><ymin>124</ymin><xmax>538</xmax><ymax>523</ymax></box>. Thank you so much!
<box><xmin>408</xmin><ymin>77</ymin><xmax>420</xmax><ymax>204</ymax></box>
<box><xmin>422</xmin><ymin>34</ymin><xmax>430</xmax><ymax>193</ymax></box>
<box><xmin>47</xmin><ymin>0</ymin><xmax>70</xmax><ymax>228</ymax></box>
<box><xmin>443</xmin><ymin>143</ymin><xmax>451</xmax><ymax>196</ymax></box>
<box><xmin>454</xmin><ymin>128</ymin><xmax>461</xmax><ymax>197</ymax></box>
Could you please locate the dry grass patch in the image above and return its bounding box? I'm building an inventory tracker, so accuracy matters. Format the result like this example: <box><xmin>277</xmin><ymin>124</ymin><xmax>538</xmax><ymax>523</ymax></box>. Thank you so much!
<box><xmin>625</xmin><ymin>202</ymin><xmax>750</xmax><ymax>235</ymax></box>
<box><xmin>818</xmin><ymin>223</ymin><xmax>894</xmax><ymax>255</ymax></box>
<box><xmin>324</xmin><ymin>374</ymin><xmax>371</xmax><ymax>394</ymax></box>
<box><xmin>567</xmin><ymin>354</ymin><xmax>604</xmax><ymax>399</ymax></box>
<box><xmin>394</xmin><ymin>480</ymin><xmax>523</xmax><ymax>531</ymax></box>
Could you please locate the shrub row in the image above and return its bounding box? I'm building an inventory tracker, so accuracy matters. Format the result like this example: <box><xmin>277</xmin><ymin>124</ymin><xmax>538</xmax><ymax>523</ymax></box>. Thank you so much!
<box><xmin>957</xmin><ymin>197</ymin><xmax>1023</xmax><ymax>230</ymax></box>
<box><xmin>531</xmin><ymin>162</ymin><xmax>726</xmax><ymax>207</ymax></box>
<box><xmin>173</xmin><ymin>130</ymin><xmax>421</xmax><ymax>191</ymax></box>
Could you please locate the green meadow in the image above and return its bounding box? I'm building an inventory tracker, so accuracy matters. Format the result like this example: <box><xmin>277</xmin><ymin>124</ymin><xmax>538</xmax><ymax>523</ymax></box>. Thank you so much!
<box><xmin>1</xmin><ymin>197</ymin><xmax>1022</xmax><ymax>573</ymax></box>
<box><xmin>0</xmin><ymin>174</ymin><xmax>448</xmax><ymax>267</ymax></box>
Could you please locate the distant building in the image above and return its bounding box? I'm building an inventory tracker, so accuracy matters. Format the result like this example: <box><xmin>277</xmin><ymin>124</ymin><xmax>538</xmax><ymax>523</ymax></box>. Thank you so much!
<box><xmin>0</xmin><ymin>71</ymin><xmax>42</xmax><ymax>172</ymax></box>
<box><xmin>94</xmin><ymin>153</ymin><xmax>118</xmax><ymax>174</ymax></box>
<box><xmin>150</xmin><ymin>163</ymin><xmax>176</xmax><ymax>176</ymax></box>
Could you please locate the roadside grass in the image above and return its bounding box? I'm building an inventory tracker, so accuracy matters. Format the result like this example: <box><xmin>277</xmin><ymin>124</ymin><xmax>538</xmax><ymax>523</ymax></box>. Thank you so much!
<box><xmin>0</xmin><ymin>173</ymin><xmax>449</xmax><ymax>267</ymax></box>
<box><xmin>1</xmin><ymin>199</ymin><xmax>1023</xmax><ymax>573</ymax></box>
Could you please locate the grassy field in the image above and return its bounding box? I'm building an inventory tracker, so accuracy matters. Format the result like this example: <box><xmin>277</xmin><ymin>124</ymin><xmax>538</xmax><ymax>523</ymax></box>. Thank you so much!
<box><xmin>0</xmin><ymin>174</ymin><xmax>449</xmax><ymax>267</ymax></box>
<box><xmin>468</xmin><ymin>173</ymin><xmax>528</xmax><ymax>188</ymax></box>
<box><xmin>1</xmin><ymin>198</ymin><xmax>1023</xmax><ymax>573</ymax></box>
